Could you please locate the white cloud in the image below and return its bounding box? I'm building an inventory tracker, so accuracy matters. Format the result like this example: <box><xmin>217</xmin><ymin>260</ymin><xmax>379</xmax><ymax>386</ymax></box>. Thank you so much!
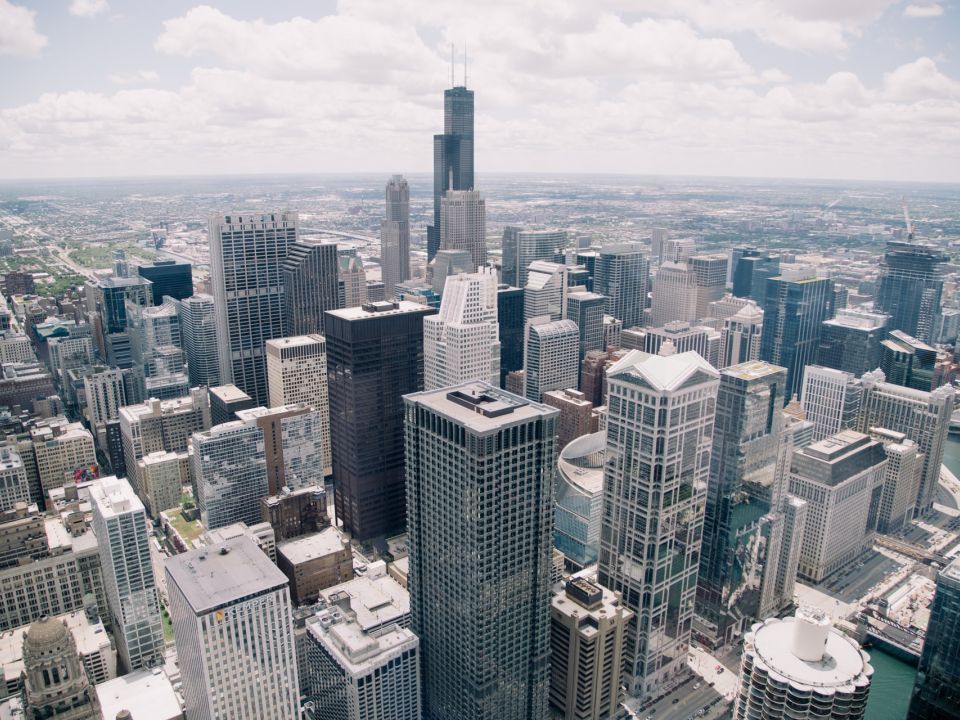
<box><xmin>903</xmin><ymin>3</ymin><xmax>944</xmax><ymax>18</ymax></box>
<box><xmin>0</xmin><ymin>0</ymin><xmax>47</xmax><ymax>57</ymax></box>
<box><xmin>69</xmin><ymin>0</ymin><xmax>109</xmax><ymax>18</ymax></box>
<box><xmin>108</xmin><ymin>70</ymin><xmax>160</xmax><ymax>86</ymax></box>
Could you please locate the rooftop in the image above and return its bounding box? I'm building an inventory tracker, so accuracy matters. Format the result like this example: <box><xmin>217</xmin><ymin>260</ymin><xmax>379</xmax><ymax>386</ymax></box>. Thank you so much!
<box><xmin>277</xmin><ymin>527</ymin><xmax>348</xmax><ymax>565</ymax></box>
<box><xmin>405</xmin><ymin>382</ymin><xmax>556</xmax><ymax>435</ymax></box>
<box><xmin>165</xmin><ymin>535</ymin><xmax>288</xmax><ymax>614</ymax></box>
<box><xmin>326</xmin><ymin>299</ymin><xmax>433</xmax><ymax>321</ymax></box>
<box><xmin>307</xmin><ymin>610</ymin><xmax>417</xmax><ymax>674</ymax></box>
<box><xmin>723</xmin><ymin>360</ymin><xmax>787</xmax><ymax>382</ymax></box>
<box><xmin>318</xmin><ymin>563</ymin><xmax>409</xmax><ymax>634</ymax></box>
<box><xmin>208</xmin><ymin>384</ymin><xmax>252</xmax><ymax>403</ymax></box>
<box><xmin>607</xmin><ymin>349</ymin><xmax>719</xmax><ymax>392</ymax></box>
<box><xmin>94</xmin><ymin>668</ymin><xmax>183</xmax><ymax>720</ymax></box>
<box><xmin>265</xmin><ymin>334</ymin><xmax>324</xmax><ymax>350</ymax></box>
<box><xmin>88</xmin><ymin>476</ymin><xmax>143</xmax><ymax>519</ymax></box>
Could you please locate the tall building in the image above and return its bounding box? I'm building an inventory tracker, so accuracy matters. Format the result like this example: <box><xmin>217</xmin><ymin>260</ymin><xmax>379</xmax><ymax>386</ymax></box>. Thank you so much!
<box><xmin>594</xmin><ymin>244</ymin><xmax>649</xmax><ymax>329</ymax></box>
<box><xmin>501</xmin><ymin>227</ymin><xmax>567</xmax><ymax>288</ymax></box>
<box><xmin>735</xmin><ymin>609</ymin><xmax>872</xmax><ymax>720</ymax></box>
<box><xmin>381</xmin><ymin>175</ymin><xmax>411</xmax><ymax>296</ymax></box>
<box><xmin>721</xmin><ymin>302</ymin><xmax>763</xmax><ymax>368</ymax></box>
<box><xmin>818</xmin><ymin>309</ymin><xmax>889</xmax><ymax>377</ymax></box>
<box><xmin>598</xmin><ymin>350</ymin><xmax>719</xmax><ymax>699</ymax></box>
<box><xmin>209</xmin><ymin>212</ymin><xmax>296</xmax><ymax>406</ymax></box>
<box><xmin>427</xmin><ymin>85</ymin><xmax>474</xmax><ymax>262</ymax></box>
<box><xmin>326</xmin><ymin>301</ymin><xmax>435</xmax><ymax>540</ymax></box>
<box><xmin>650</xmin><ymin>227</ymin><xmax>668</xmax><ymax>264</ymax></box>
<box><xmin>177</xmin><ymin>294</ymin><xmax>221</xmax><ymax>389</ymax></box>
<box><xmin>688</xmin><ymin>254</ymin><xmax>729</xmax><ymax>321</ymax></box>
<box><xmin>497</xmin><ymin>285</ymin><xmax>524</xmax><ymax>386</ymax></box>
<box><xmin>302</xmin><ymin>605</ymin><xmax>421</xmax><ymax>720</ymax></box>
<box><xmin>554</xmin><ymin>431</ymin><xmax>605</xmax><ymax>569</ymax></box>
<box><xmin>137</xmin><ymin>449</ymin><xmax>190</xmax><ymax>518</ymax></box>
<box><xmin>543</xmin><ymin>388</ymin><xmax>600</xmax><ymax>452</ymax></box>
<box><xmin>282</xmin><ymin>240</ymin><xmax>339</xmax><ymax>336</ymax></box>
<box><xmin>870</xmin><ymin>428</ymin><xmax>923</xmax><ymax>534</ymax></box>
<box><xmin>29</xmin><ymin>419</ymin><xmax>97</xmax><ymax>500</ymax></box>
<box><xmin>405</xmin><ymin>383</ymin><xmax>557</xmax><ymax>720</ymax></box>
<box><xmin>82</xmin><ymin>367</ymin><xmax>125</xmax><ymax>448</ymax></box>
<box><xmin>566</xmin><ymin>291</ymin><xmax>606</xmax><ymax>360</ymax></box>
<box><xmin>338</xmin><ymin>251</ymin><xmax>368</xmax><ymax>309</ymax></box>
<box><xmin>788</xmin><ymin>431</ymin><xmax>887</xmax><ymax>583</ymax></box>
<box><xmin>192</xmin><ymin>420</ymin><xmax>268</xmax><ymax>530</ymax></box>
<box><xmin>879</xmin><ymin>329</ymin><xmax>937</xmax><ymax>391</ymax></box>
<box><xmin>165</xmin><ymin>535</ymin><xmax>300</xmax><ymax>720</ymax></box>
<box><xmin>525</xmin><ymin>318</ymin><xmax>580</xmax><ymax>402</ymax></box>
<box><xmin>549</xmin><ymin>578</ymin><xmax>633</xmax><ymax>720</ymax></box>
<box><xmin>440</xmin><ymin>189</ymin><xmax>486</xmax><ymax>271</ymax></box>
<box><xmin>731</xmin><ymin>250</ymin><xmax>780</xmax><ymax>303</ymax></box>
<box><xmin>800</xmin><ymin>366</ymin><xmax>862</xmax><ymax>442</ymax></box>
<box><xmin>137</xmin><ymin>260</ymin><xmax>193</xmax><ymax>303</ymax></box>
<box><xmin>641</xmin><ymin>321</ymin><xmax>722</xmax><ymax>367</ymax></box>
<box><xmin>697</xmin><ymin>361</ymin><xmax>787</xmax><ymax>647</ymax></box>
<box><xmin>650</xmin><ymin>261</ymin><xmax>696</xmax><ymax>328</ymax></box>
<box><xmin>760</xmin><ymin>270</ymin><xmax>833</xmax><ymax>401</ymax></box>
<box><xmin>424</xmin><ymin>268</ymin><xmax>500</xmax><ymax>390</ymax></box>
<box><xmin>89</xmin><ymin>477</ymin><xmax>164</xmax><ymax>672</ymax></box>
<box><xmin>0</xmin><ymin>448</ymin><xmax>29</xmax><ymax>512</ymax></box>
<box><xmin>875</xmin><ymin>241</ymin><xmax>947</xmax><ymax>343</ymax></box>
<box><xmin>265</xmin><ymin>335</ymin><xmax>331</xmax><ymax>471</ymax></box>
<box><xmin>524</xmin><ymin>261</ymin><xmax>568</xmax><ymax>322</ymax></box>
<box><xmin>857</xmin><ymin>369</ymin><xmax>953</xmax><ymax>516</ymax></box>
<box><xmin>429</xmin><ymin>249</ymin><xmax>473</xmax><ymax>295</ymax></box>
<box><xmin>208</xmin><ymin>383</ymin><xmax>253</xmax><ymax>425</ymax></box>
<box><xmin>907</xmin><ymin>558</ymin><xmax>960</xmax><ymax>720</ymax></box>
<box><xmin>236</xmin><ymin>404</ymin><xmax>326</xmax><ymax>494</ymax></box>
<box><xmin>20</xmin><ymin>617</ymin><xmax>96</xmax><ymax>720</ymax></box>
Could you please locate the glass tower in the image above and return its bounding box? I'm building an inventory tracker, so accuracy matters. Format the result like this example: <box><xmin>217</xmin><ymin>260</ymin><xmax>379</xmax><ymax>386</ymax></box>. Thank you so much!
<box><xmin>428</xmin><ymin>86</ymin><xmax>475</xmax><ymax>262</ymax></box>
<box><xmin>875</xmin><ymin>241</ymin><xmax>947</xmax><ymax>344</ymax></box>
<box><xmin>908</xmin><ymin>558</ymin><xmax>960</xmax><ymax>719</ymax></box>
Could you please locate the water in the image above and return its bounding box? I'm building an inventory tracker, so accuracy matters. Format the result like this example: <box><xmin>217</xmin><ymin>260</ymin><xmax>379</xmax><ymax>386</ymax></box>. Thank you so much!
<box><xmin>865</xmin><ymin>649</ymin><xmax>916</xmax><ymax>720</ymax></box>
<box><xmin>942</xmin><ymin>434</ymin><xmax>960</xmax><ymax>487</ymax></box>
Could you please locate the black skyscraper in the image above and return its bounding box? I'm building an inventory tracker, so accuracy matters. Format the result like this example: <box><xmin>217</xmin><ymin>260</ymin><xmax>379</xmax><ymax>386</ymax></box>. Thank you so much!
<box><xmin>427</xmin><ymin>86</ymin><xmax>474</xmax><ymax>262</ymax></box>
<box><xmin>325</xmin><ymin>300</ymin><xmax>436</xmax><ymax>541</ymax></box>
<box><xmin>282</xmin><ymin>240</ymin><xmax>340</xmax><ymax>335</ymax></box>
<box><xmin>875</xmin><ymin>241</ymin><xmax>947</xmax><ymax>343</ymax></box>
<box><xmin>497</xmin><ymin>285</ymin><xmax>524</xmax><ymax>387</ymax></box>
<box><xmin>137</xmin><ymin>260</ymin><xmax>193</xmax><ymax>304</ymax></box>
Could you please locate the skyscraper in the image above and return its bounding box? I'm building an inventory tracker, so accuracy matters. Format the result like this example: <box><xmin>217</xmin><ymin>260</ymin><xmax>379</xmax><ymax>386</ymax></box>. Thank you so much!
<box><xmin>731</xmin><ymin>250</ymin><xmax>780</xmax><ymax>303</ymax></box>
<box><xmin>428</xmin><ymin>85</ymin><xmax>475</xmax><ymax>262</ymax></box>
<box><xmin>598</xmin><ymin>350</ymin><xmax>719</xmax><ymax>699</ymax></box>
<box><xmin>650</xmin><ymin>261</ymin><xmax>697</xmax><ymax>328</ymax></box>
<box><xmin>907</xmin><ymin>558</ymin><xmax>960</xmax><ymax>720</ymax></box>
<box><xmin>525</xmin><ymin>318</ymin><xmax>580</xmax><ymax>402</ymax></box>
<box><xmin>326</xmin><ymin>301</ymin><xmax>436</xmax><ymax>540</ymax></box>
<box><xmin>501</xmin><ymin>227</ymin><xmax>567</xmax><ymax>288</ymax></box>
<box><xmin>236</xmin><ymin>404</ymin><xmax>327</xmax><ymax>494</ymax></box>
<box><xmin>429</xmin><ymin>249</ymin><xmax>473</xmax><ymax>295</ymax></box>
<box><xmin>137</xmin><ymin>260</ymin><xmax>193</xmax><ymax>303</ymax></box>
<box><xmin>440</xmin><ymin>189</ymin><xmax>486</xmax><ymax>271</ymax></box>
<box><xmin>875</xmin><ymin>241</ymin><xmax>947</xmax><ymax>343</ymax></box>
<box><xmin>760</xmin><ymin>269</ymin><xmax>833</xmax><ymax>401</ymax></box>
<box><xmin>192</xmin><ymin>420</ymin><xmax>268</xmax><ymax>530</ymax></box>
<box><xmin>721</xmin><ymin>302</ymin><xmax>763</xmax><ymax>368</ymax></box>
<box><xmin>381</xmin><ymin>175</ymin><xmax>411</xmax><ymax>297</ymax></box>
<box><xmin>165</xmin><ymin>535</ymin><xmax>300</xmax><ymax>720</ymax></box>
<box><xmin>176</xmin><ymin>294</ymin><xmax>221</xmax><ymax>388</ymax></box>
<box><xmin>697</xmin><ymin>361</ymin><xmax>787</xmax><ymax>647</ymax></box>
<box><xmin>405</xmin><ymin>382</ymin><xmax>557</xmax><ymax>720</ymax></box>
<box><xmin>594</xmin><ymin>244</ymin><xmax>649</xmax><ymax>329</ymax></box>
<box><xmin>800</xmin><ymin>366</ymin><xmax>862</xmax><ymax>442</ymax></box>
<box><xmin>818</xmin><ymin>308</ymin><xmax>889</xmax><ymax>377</ymax></box>
<box><xmin>282</xmin><ymin>239</ymin><xmax>339</xmax><ymax>335</ymax></box>
<box><xmin>565</xmin><ymin>290</ymin><xmax>606</xmax><ymax>360</ymax></box>
<box><xmin>424</xmin><ymin>268</ymin><xmax>500</xmax><ymax>390</ymax></box>
<box><xmin>89</xmin><ymin>477</ymin><xmax>164</xmax><ymax>672</ymax></box>
<box><xmin>524</xmin><ymin>261</ymin><xmax>569</xmax><ymax>322</ymax></box>
<box><xmin>497</xmin><ymin>285</ymin><xmax>525</xmax><ymax>387</ymax></box>
<box><xmin>209</xmin><ymin>213</ymin><xmax>296</xmax><ymax>406</ymax></box>
<box><xmin>338</xmin><ymin>251</ymin><xmax>368</xmax><ymax>309</ymax></box>
<box><xmin>688</xmin><ymin>254</ymin><xmax>729</xmax><ymax>321</ymax></box>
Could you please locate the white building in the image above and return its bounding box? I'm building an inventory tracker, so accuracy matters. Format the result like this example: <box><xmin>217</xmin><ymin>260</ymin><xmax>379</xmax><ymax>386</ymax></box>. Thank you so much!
<box><xmin>82</xmin><ymin>367</ymin><xmax>126</xmax><ymax>430</ymax></box>
<box><xmin>721</xmin><ymin>302</ymin><xmax>763</xmax><ymax>368</ymax></box>
<box><xmin>302</xmin><ymin>607</ymin><xmax>420</xmax><ymax>720</ymax></box>
<box><xmin>788</xmin><ymin>431</ymin><xmax>887</xmax><ymax>583</ymax></box>
<box><xmin>137</xmin><ymin>450</ymin><xmax>190</xmax><ymax>518</ymax></box>
<box><xmin>266</xmin><ymin>334</ymin><xmax>331</xmax><ymax>473</ymax></box>
<box><xmin>650</xmin><ymin>261</ymin><xmax>697</xmax><ymax>327</ymax></box>
<box><xmin>424</xmin><ymin>268</ymin><xmax>500</xmax><ymax>390</ymax></box>
<box><xmin>524</xmin><ymin>317</ymin><xmax>580</xmax><ymax>402</ymax></box>
<box><xmin>89</xmin><ymin>477</ymin><xmax>165</xmax><ymax>672</ymax></box>
<box><xmin>440</xmin><ymin>189</ymin><xmax>486</xmax><ymax>271</ymax></box>
<box><xmin>735</xmin><ymin>609</ymin><xmax>873</xmax><ymax>720</ymax></box>
<box><xmin>192</xmin><ymin>420</ymin><xmax>268</xmax><ymax>530</ymax></box>
<box><xmin>165</xmin><ymin>535</ymin><xmax>300</xmax><ymax>720</ymax></box>
<box><xmin>800</xmin><ymin>365</ymin><xmax>861</xmax><ymax>441</ymax></box>
<box><xmin>0</xmin><ymin>448</ymin><xmax>29</xmax><ymax>513</ymax></box>
<box><xmin>869</xmin><ymin>428</ymin><xmax>924</xmax><ymax>534</ymax></box>
<box><xmin>0</xmin><ymin>333</ymin><xmax>34</xmax><ymax>365</ymax></box>
<box><xmin>235</xmin><ymin>404</ymin><xmax>327</xmax><ymax>493</ymax></box>
<box><xmin>177</xmin><ymin>293</ymin><xmax>221</xmax><ymax>389</ymax></box>
<box><xmin>598</xmin><ymin>350</ymin><xmax>719</xmax><ymax>700</ymax></box>
<box><xmin>94</xmin><ymin>668</ymin><xmax>184</xmax><ymax>720</ymax></box>
<box><xmin>524</xmin><ymin>261</ymin><xmax>569</xmax><ymax>322</ymax></box>
<box><xmin>30</xmin><ymin>418</ymin><xmax>97</xmax><ymax>498</ymax></box>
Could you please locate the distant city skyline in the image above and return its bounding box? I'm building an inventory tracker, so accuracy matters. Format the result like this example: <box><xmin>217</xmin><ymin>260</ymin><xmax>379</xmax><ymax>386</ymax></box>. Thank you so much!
<box><xmin>0</xmin><ymin>1</ymin><xmax>958</xmax><ymax>182</ymax></box>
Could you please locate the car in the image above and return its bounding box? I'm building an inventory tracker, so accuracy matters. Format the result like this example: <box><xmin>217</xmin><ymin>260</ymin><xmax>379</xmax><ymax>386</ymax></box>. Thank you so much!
<box><xmin>717</xmin><ymin>667</ymin><xmax>725</xmax><ymax>674</ymax></box>
<box><xmin>708</xmin><ymin>681</ymin><xmax>715</xmax><ymax>687</ymax></box>
<box><xmin>693</xmin><ymin>683</ymin><xmax>701</xmax><ymax>690</ymax></box>
<box><xmin>672</xmin><ymin>699</ymin><xmax>680</xmax><ymax>705</ymax></box>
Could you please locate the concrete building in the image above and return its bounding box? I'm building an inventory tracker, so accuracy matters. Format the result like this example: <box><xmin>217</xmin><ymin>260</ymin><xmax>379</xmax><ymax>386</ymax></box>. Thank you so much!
<box><xmin>501</xmin><ymin>227</ymin><xmax>566</xmax><ymax>289</ymax></box>
<box><xmin>594</xmin><ymin>244</ymin><xmax>649</xmax><ymax>329</ymax></box>
<box><xmin>818</xmin><ymin>309</ymin><xmax>889</xmax><ymax>377</ymax></box>
<box><xmin>525</xmin><ymin>318</ymin><xmax>580</xmax><ymax>402</ymax></box>
<box><xmin>908</xmin><ymin>558</ymin><xmax>960</xmax><ymax>720</ymax></box>
<box><xmin>428</xmin><ymin>249</ymin><xmax>473</xmax><ymax>295</ymax></box>
<box><xmin>192</xmin><ymin>420</ymin><xmax>268</xmax><ymax>530</ymax></box>
<box><xmin>165</xmin><ymin>535</ymin><xmax>300</xmax><ymax>720</ymax></box>
<box><xmin>380</xmin><ymin>175</ymin><xmax>411</xmax><ymax>296</ymax></box>
<box><xmin>0</xmin><ymin>448</ymin><xmax>29</xmax><ymax>513</ymax></box>
<box><xmin>177</xmin><ymin>294</ymin><xmax>221</xmax><ymax>389</ymax></box>
<box><xmin>549</xmin><ymin>577</ymin><xmax>632</xmax><ymax>720</ymax></box>
<box><xmin>207</xmin><ymin>383</ymin><xmax>253</xmax><ymax>426</ymax></box>
<box><xmin>261</xmin><ymin>484</ymin><xmax>328</xmax><ymax>541</ymax></box>
<box><xmin>302</xmin><ymin>605</ymin><xmax>420</xmax><ymax>720</ymax></box>
<box><xmin>440</xmin><ymin>189</ymin><xmax>486</xmax><ymax>271</ymax></box>
<box><xmin>566</xmin><ymin>291</ymin><xmax>606</xmax><ymax>360</ymax></box>
<box><xmin>721</xmin><ymin>302</ymin><xmax>763</xmax><ymax>368</ymax></box>
<box><xmin>598</xmin><ymin>350</ymin><xmax>719</xmax><ymax>699</ymax></box>
<box><xmin>137</xmin><ymin>450</ymin><xmax>190</xmax><ymax>518</ymax></box>
<box><xmin>0</xmin><ymin>333</ymin><xmax>34</xmax><ymax>365</ymax></box>
<box><xmin>89</xmin><ymin>477</ymin><xmax>164</xmax><ymax>672</ymax></box>
<box><xmin>650</xmin><ymin>261</ymin><xmax>697</xmax><ymax>328</ymax></box>
<box><xmin>94</xmin><ymin>669</ymin><xmax>184</xmax><ymax>720</ymax></box>
<box><xmin>688</xmin><ymin>254</ymin><xmax>729</xmax><ymax>321</ymax></box>
<box><xmin>276</xmin><ymin>527</ymin><xmax>353</xmax><ymax>605</ymax></box>
<box><xmin>554</xmin><ymin>432</ymin><xmax>605</xmax><ymax>570</ymax></box>
<box><xmin>338</xmin><ymin>251</ymin><xmax>368</xmax><ymax>309</ymax></box>
<box><xmin>405</xmin><ymin>383</ymin><xmax>557</xmax><ymax>720</ymax></box>
<box><xmin>236</xmin><ymin>404</ymin><xmax>327</xmax><ymax>494</ymax></box>
<box><xmin>869</xmin><ymin>428</ymin><xmax>923</xmax><ymax>534</ymax></box>
<box><xmin>29</xmin><ymin>418</ymin><xmax>96</xmax><ymax>500</ymax></box>
<box><xmin>19</xmin><ymin>617</ymin><xmax>96</xmax><ymax>720</ymax></box>
<box><xmin>800</xmin><ymin>366</ymin><xmax>862</xmax><ymax>442</ymax></box>
<box><xmin>641</xmin><ymin>321</ymin><xmax>722</xmax><ymax>367</ymax></box>
<box><xmin>788</xmin><ymin>431</ymin><xmax>887</xmax><ymax>583</ymax></box>
<box><xmin>857</xmin><ymin>369</ymin><xmax>953</xmax><ymax>515</ymax></box>
<box><xmin>735</xmin><ymin>609</ymin><xmax>872</xmax><ymax>720</ymax></box>
<box><xmin>543</xmin><ymin>388</ymin><xmax>600</xmax><ymax>453</ymax></box>
<box><xmin>82</xmin><ymin>367</ymin><xmax>125</xmax><ymax>445</ymax></box>
<box><xmin>524</xmin><ymin>261</ymin><xmax>568</xmax><ymax>323</ymax></box>
<box><xmin>326</xmin><ymin>301</ymin><xmax>435</xmax><ymax>541</ymax></box>
<box><xmin>209</xmin><ymin>212</ymin><xmax>296</xmax><ymax>406</ymax></box>
<box><xmin>424</xmin><ymin>268</ymin><xmax>500</xmax><ymax>390</ymax></box>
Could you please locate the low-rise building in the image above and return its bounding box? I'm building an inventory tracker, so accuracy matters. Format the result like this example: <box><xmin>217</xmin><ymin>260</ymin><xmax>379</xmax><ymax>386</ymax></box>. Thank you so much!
<box><xmin>277</xmin><ymin>527</ymin><xmax>353</xmax><ymax>605</ymax></box>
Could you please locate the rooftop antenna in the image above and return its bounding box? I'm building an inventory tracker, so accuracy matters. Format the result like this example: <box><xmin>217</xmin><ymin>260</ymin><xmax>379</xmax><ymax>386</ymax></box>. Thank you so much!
<box><xmin>464</xmin><ymin>45</ymin><xmax>468</xmax><ymax>88</ymax></box>
<box><xmin>450</xmin><ymin>43</ymin><xmax>454</xmax><ymax>87</ymax></box>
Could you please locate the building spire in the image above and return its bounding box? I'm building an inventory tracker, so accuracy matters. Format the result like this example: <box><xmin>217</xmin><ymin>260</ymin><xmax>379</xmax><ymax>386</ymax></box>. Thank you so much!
<box><xmin>450</xmin><ymin>43</ymin><xmax>454</xmax><ymax>88</ymax></box>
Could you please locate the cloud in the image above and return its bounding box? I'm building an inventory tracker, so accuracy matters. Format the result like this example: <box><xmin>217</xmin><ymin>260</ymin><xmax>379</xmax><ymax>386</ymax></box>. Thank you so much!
<box><xmin>108</xmin><ymin>70</ymin><xmax>160</xmax><ymax>86</ymax></box>
<box><xmin>69</xmin><ymin>0</ymin><xmax>109</xmax><ymax>18</ymax></box>
<box><xmin>903</xmin><ymin>3</ymin><xmax>944</xmax><ymax>18</ymax></box>
<box><xmin>0</xmin><ymin>0</ymin><xmax>47</xmax><ymax>57</ymax></box>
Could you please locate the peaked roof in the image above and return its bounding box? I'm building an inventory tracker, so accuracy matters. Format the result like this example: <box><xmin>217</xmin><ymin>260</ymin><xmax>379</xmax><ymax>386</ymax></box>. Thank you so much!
<box><xmin>607</xmin><ymin>349</ymin><xmax>719</xmax><ymax>392</ymax></box>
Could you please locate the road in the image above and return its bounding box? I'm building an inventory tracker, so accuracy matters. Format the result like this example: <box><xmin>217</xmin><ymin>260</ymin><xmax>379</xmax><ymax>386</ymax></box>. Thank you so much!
<box><xmin>624</xmin><ymin>646</ymin><xmax>737</xmax><ymax>720</ymax></box>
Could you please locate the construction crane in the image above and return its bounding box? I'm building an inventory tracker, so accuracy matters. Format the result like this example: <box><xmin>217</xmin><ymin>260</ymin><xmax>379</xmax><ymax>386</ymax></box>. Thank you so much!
<box><xmin>901</xmin><ymin>196</ymin><xmax>914</xmax><ymax>240</ymax></box>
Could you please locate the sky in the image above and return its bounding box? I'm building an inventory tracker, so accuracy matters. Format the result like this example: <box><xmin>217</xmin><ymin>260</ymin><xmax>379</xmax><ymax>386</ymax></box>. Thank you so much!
<box><xmin>0</xmin><ymin>0</ymin><xmax>958</xmax><ymax>182</ymax></box>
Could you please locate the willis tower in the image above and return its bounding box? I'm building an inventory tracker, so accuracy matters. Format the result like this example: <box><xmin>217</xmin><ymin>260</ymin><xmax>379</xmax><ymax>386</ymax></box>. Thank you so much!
<box><xmin>427</xmin><ymin>83</ymin><xmax>474</xmax><ymax>262</ymax></box>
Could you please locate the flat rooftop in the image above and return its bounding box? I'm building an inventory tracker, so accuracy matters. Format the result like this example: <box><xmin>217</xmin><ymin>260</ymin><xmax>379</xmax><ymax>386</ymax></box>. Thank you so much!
<box><xmin>265</xmin><ymin>334</ymin><xmax>324</xmax><ymax>349</ymax></box>
<box><xmin>94</xmin><ymin>668</ymin><xmax>183</xmax><ymax>720</ymax></box>
<box><xmin>318</xmin><ymin>567</ymin><xmax>409</xmax><ymax>633</ymax></box>
<box><xmin>208</xmin><ymin>384</ymin><xmax>252</xmax><ymax>403</ymax></box>
<box><xmin>326</xmin><ymin>299</ymin><xmax>434</xmax><ymax>321</ymax></box>
<box><xmin>723</xmin><ymin>360</ymin><xmax>786</xmax><ymax>381</ymax></box>
<box><xmin>277</xmin><ymin>527</ymin><xmax>347</xmax><ymax>565</ymax></box>
<box><xmin>405</xmin><ymin>382</ymin><xmax>556</xmax><ymax>435</ymax></box>
<box><xmin>307</xmin><ymin>611</ymin><xmax>417</xmax><ymax>674</ymax></box>
<box><xmin>88</xmin><ymin>476</ymin><xmax>143</xmax><ymax>519</ymax></box>
<box><xmin>165</xmin><ymin>535</ymin><xmax>288</xmax><ymax>614</ymax></box>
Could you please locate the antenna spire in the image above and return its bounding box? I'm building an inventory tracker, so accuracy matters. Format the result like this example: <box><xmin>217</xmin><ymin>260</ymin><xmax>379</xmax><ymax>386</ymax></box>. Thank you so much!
<box><xmin>450</xmin><ymin>43</ymin><xmax>454</xmax><ymax>88</ymax></box>
<box><xmin>464</xmin><ymin>45</ymin><xmax>468</xmax><ymax>88</ymax></box>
